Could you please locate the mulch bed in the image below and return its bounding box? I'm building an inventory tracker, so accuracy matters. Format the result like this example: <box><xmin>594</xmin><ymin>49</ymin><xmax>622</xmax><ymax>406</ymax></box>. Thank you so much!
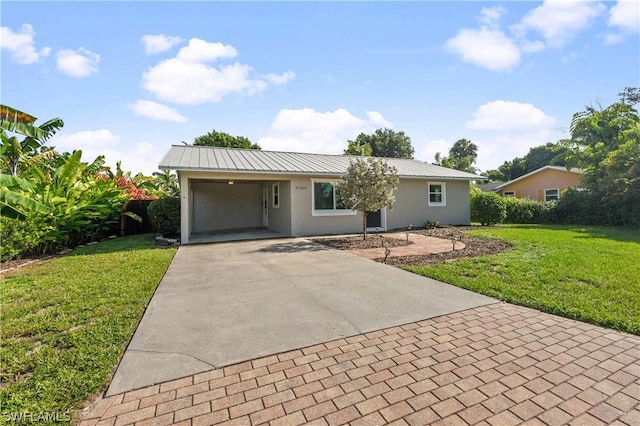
<box><xmin>315</xmin><ymin>226</ymin><xmax>512</xmax><ymax>266</ymax></box>
<box><xmin>315</xmin><ymin>235</ymin><xmax>413</xmax><ymax>250</ymax></box>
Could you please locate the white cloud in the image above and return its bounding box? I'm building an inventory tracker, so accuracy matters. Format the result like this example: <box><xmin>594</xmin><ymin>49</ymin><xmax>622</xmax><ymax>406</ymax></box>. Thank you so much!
<box><xmin>0</xmin><ymin>23</ymin><xmax>51</xmax><ymax>64</ymax></box>
<box><xmin>511</xmin><ymin>0</ymin><xmax>606</xmax><ymax>48</ymax></box>
<box><xmin>479</xmin><ymin>6</ymin><xmax>506</xmax><ymax>28</ymax></box>
<box><xmin>175</xmin><ymin>38</ymin><xmax>237</xmax><ymax>62</ymax></box>
<box><xmin>366</xmin><ymin>111</ymin><xmax>393</xmax><ymax>128</ymax></box>
<box><xmin>263</xmin><ymin>71</ymin><xmax>296</xmax><ymax>84</ymax></box>
<box><xmin>467</xmin><ymin>100</ymin><xmax>556</xmax><ymax>131</ymax></box>
<box><xmin>142</xmin><ymin>37</ymin><xmax>294</xmax><ymax>104</ymax></box>
<box><xmin>56</xmin><ymin>48</ymin><xmax>100</xmax><ymax>78</ymax></box>
<box><xmin>603</xmin><ymin>33</ymin><xmax>626</xmax><ymax>45</ymax></box>
<box><xmin>141</xmin><ymin>34</ymin><xmax>183</xmax><ymax>54</ymax></box>
<box><xmin>608</xmin><ymin>0</ymin><xmax>640</xmax><ymax>32</ymax></box>
<box><xmin>445</xmin><ymin>27</ymin><xmax>520</xmax><ymax>71</ymax></box>
<box><xmin>465</xmin><ymin>101</ymin><xmax>557</xmax><ymax>171</ymax></box>
<box><xmin>129</xmin><ymin>100</ymin><xmax>187</xmax><ymax>123</ymax></box>
<box><xmin>54</xmin><ymin>129</ymin><xmax>163</xmax><ymax>174</ymax></box>
<box><xmin>55</xmin><ymin>129</ymin><xmax>120</xmax><ymax>149</ymax></box>
<box><xmin>416</xmin><ymin>139</ymin><xmax>452</xmax><ymax>164</ymax></box>
<box><xmin>258</xmin><ymin>108</ymin><xmax>392</xmax><ymax>154</ymax></box>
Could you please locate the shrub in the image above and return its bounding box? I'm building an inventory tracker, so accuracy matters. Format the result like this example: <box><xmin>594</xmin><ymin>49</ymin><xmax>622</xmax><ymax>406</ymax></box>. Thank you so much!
<box><xmin>503</xmin><ymin>197</ymin><xmax>548</xmax><ymax>224</ymax></box>
<box><xmin>0</xmin><ymin>216</ymin><xmax>50</xmax><ymax>260</ymax></box>
<box><xmin>147</xmin><ymin>197</ymin><xmax>180</xmax><ymax>237</ymax></box>
<box><xmin>471</xmin><ymin>192</ymin><xmax>506</xmax><ymax>225</ymax></box>
<box><xmin>424</xmin><ymin>220</ymin><xmax>439</xmax><ymax>229</ymax></box>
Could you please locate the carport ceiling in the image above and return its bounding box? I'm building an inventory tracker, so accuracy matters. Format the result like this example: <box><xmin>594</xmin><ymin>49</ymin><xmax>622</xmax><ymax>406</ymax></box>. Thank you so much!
<box><xmin>190</xmin><ymin>179</ymin><xmax>272</xmax><ymax>184</ymax></box>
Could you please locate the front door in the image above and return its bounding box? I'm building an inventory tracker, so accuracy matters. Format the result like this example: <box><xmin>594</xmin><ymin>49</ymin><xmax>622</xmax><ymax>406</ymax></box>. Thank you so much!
<box><xmin>366</xmin><ymin>209</ymin><xmax>381</xmax><ymax>228</ymax></box>
<box><xmin>262</xmin><ymin>187</ymin><xmax>268</xmax><ymax>227</ymax></box>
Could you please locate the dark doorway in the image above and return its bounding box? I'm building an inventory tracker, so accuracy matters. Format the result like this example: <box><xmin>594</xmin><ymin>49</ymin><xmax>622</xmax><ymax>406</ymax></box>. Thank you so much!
<box><xmin>366</xmin><ymin>210</ymin><xmax>381</xmax><ymax>228</ymax></box>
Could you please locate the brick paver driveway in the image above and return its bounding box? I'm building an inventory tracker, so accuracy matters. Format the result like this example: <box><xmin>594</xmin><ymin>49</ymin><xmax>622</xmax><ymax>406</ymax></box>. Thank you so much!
<box><xmin>81</xmin><ymin>303</ymin><xmax>639</xmax><ymax>426</ymax></box>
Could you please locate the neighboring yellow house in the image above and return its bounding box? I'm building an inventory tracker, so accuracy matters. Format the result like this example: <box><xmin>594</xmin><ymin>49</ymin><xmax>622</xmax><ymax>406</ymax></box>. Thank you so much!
<box><xmin>493</xmin><ymin>166</ymin><xmax>583</xmax><ymax>202</ymax></box>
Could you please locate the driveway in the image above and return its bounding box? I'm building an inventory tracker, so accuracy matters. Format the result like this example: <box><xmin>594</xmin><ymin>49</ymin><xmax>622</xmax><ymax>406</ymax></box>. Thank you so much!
<box><xmin>108</xmin><ymin>238</ymin><xmax>495</xmax><ymax>395</ymax></box>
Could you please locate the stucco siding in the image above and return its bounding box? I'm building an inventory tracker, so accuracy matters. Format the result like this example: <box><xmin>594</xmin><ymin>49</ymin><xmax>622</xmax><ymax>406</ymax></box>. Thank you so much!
<box><xmin>178</xmin><ymin>171</ymin><xmax>474</xmax><ymax>242</ymax></box>
<box><xmin>388</xmin><ymin>179</ymin><xmax>471</xmax><ymax>229</ymax></box>
<box><xmin>289</xmin><ymin>176</ymin><xmax>362</xmax><ymax>236</ymax></box>
<box><xmin>499</xmin><ymin>169</ymin><xmax>582</xmax><ymax>201</ymax></box>
<box><xmin>267</xmin><ymin>180</ymin><xmax>292</xmax><ymax>235</ymax></box>
<box><xmin>192</xmin><ymin>181</ymin><xmax>262</xmax><ymax>232</ymax></box>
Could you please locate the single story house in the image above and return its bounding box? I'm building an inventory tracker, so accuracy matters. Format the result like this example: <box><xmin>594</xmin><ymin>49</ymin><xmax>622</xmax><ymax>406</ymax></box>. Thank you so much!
<box><xmin>159</xmin><ymin>145</ymin><xmax>483</xmax><ymax>244</ymax></box>
<box><xmin>492</xmin><ymin>165</ymin><xmax>583</xmax><ymax>202</ymax></box>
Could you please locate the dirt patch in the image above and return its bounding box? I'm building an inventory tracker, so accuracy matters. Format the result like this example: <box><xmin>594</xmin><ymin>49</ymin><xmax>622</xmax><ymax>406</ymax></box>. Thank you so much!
<box><xmin>1</xmin><ymin>253</ymin><xmax>57</xmax><ymax>274</ymax></box>
<box><xmin>315</xmin><ymin>226</ymin><xmax>512</xmax><ymax>266</ymax></box>
<box><xmin>315</xmin><ymin>235</ymin><xmax>412</xmax><ymax>250</ymax></box>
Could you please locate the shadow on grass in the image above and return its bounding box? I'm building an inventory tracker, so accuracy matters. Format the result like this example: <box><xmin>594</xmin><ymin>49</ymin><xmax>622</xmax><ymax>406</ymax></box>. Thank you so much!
<box><xmin>506</xmin><ymin>224</ymin><xmax>640</xmax><ymax>244</ymax></box>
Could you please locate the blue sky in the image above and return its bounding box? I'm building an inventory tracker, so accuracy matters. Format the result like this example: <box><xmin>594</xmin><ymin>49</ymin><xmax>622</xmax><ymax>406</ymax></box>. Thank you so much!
<box><xmin>2</xmin><ymin>1</ymin><xmax>638</xmax><ymax>175</ymax></box>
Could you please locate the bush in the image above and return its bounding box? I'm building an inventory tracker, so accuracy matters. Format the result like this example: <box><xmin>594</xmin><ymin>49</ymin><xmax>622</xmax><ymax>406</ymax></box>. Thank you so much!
<box><xmin>471</xmin><ymin>192</ymin><xmax>506</xmax><ymax>225</ymax></box>
<box><xmin>0</xmin><ymin>216</ymin><xmax>49</xmax><ymax>260</ymax></box>
<box><xmin>147</xmin><ymin>197</ymin><xmax>180</xmax><ymax>237</ymax></box>
<box><xmin>424</xmin><ymin>220</ymin><xmax>439</xmax><ymax>229</ymax></box>
<box><xmin>503</xmin><ymin>197</ymin><xmax>549</xmax><ymax>224</ymax></box>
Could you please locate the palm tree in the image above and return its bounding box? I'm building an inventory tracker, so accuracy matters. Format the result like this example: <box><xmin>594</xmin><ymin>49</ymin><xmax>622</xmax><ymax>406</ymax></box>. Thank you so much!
<box><xmin>151</xmin><ymin>170</ymin><xmax>180</xmax><ymax>197</ymax></box>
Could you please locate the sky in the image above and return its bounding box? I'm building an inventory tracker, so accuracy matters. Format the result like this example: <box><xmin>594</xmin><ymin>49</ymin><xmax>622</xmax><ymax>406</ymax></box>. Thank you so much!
<box><xmin>2</xmin><ymin>0</ymin><xmax>639</xmax><ymax>175</ymax></box>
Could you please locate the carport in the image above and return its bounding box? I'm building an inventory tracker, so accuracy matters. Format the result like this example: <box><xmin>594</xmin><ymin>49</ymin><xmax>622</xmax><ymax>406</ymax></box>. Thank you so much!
<box><xmin>184</xmin><ymin>176</ymin><xmax>293</xmax><ymax>244</ymax></box>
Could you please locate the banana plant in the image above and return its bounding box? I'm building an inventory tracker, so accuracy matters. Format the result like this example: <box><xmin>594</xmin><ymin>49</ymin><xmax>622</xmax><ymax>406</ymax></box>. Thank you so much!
<box><xmin>0</xmin><ymin>104</ymin><xmax>64</xmax><ymax>176</ymax></box>
<box><xmin>0</xmin><ymin>174</ymin><xmax>48</xmax><ymax>220</ymax></box>
<box><xmin>30</xmin><ymin>150</ymin><xmax>131</xmax><ymax>247</ymax></box>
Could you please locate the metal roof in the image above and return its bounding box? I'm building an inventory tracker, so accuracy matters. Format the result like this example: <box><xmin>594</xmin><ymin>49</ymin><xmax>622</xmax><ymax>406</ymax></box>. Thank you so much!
<box><xmin>493</xmin><ymin>166</ymin><xmax>583</xmax><ymax>190</ymax></box>
<box><xmin>159</xmin><ymin>145</ymin><xmax>483</xmax><ymax>180</ymax></box>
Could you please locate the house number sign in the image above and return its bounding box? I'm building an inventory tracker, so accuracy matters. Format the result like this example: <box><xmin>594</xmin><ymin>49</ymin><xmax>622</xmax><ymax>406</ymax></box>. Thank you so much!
<box><xmin>295</xmin><ymin>186</ymin><xmax>308</xmax><ymax>191</ymax></box>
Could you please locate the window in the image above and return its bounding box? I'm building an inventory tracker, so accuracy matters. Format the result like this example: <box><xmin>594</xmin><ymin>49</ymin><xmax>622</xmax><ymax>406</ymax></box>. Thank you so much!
<box><xmin>311</xmin><ymin>180</ymin><xmax>355</xmax><ymax>216</ymax></box>
<box><xmin>428</xmin><ymin>182</ymin><xmax>446</xmax><ymax>206</ymax></box>
<box><xmin>503</xmin><ymin>191</ymin><xmax>515</xmax><ymax>197</ymax></box>
<box><xmin>272</xmin><ymin>182</ymin><xmax>280</xmax><ymax>208</ymax></box>
<box><xmin>544</xmin><ymin>188</ymin><xmax>559</xmax><ymax>202</ymax></box>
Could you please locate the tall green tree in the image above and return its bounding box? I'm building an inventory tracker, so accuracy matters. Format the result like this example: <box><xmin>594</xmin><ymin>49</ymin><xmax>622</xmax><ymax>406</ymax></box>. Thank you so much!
<box><xmin>344</xmin><ymin>128</ymin><xmax>414</xmax><ymax>159</ymax></box>
<box><xmin>0</xmin><ymin>104</ymin><xmax>64</xmax><ymax>176</ymax></box>
<box><xmin>434</xmin><ymin>138</ymin><xmax>479</xmax><ymax>173</ymax></box>
<box><xmin>335</xmin><ymin>158</ymin><xmax>399</xmax><ymax>240</ymax></box>
<box><xmin>565</xmin><ymin>91</ymin><xmax>640</xmax><ymax>225</ymax></box>
<box><xmin>193</xmin><ymin>129</ymin><xmax>260</xmax><ymax>149</ymax></box>
<box><xmin>483</xmin><ymin>141</ymin><xmax>570</xmax><ymax>182</ymax></box>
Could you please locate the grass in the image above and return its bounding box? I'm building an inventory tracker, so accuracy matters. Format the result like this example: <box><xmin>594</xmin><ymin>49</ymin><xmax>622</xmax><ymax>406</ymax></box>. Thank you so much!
<box><xmin>407</xmin><ymin>225</ymin><xmax>640</xmax><ymax>335</ymax></box>
<box><xmin>0</xmin><ymin>234</ymin><xmax>176</xmax><ymax>424</ymax></box>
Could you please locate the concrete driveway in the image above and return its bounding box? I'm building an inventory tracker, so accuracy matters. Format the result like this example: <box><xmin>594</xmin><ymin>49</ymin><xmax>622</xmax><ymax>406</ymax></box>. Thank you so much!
<box><xmin>108</xmin><ymin>238</ymin><xmax>495</xmax><ymax>395</ymax></box>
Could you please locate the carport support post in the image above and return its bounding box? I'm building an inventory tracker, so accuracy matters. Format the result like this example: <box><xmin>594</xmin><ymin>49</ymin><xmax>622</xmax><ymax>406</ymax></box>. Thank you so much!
<box><xmin>180</xmin><ymin>173</ymin><xmax>190</xmax><ymax>245</ymax></box>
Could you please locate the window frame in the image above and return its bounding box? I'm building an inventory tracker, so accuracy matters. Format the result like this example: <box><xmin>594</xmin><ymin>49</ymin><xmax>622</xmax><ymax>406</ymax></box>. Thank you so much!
<box><xmin>503</xmin><ymin>191</ymin><xmax>516</xmax><ymax>197</ymax></box>
<box><xmin>272</xmin><ymin>182</ymin><xmax>280</xmax><ymax>208</ymax></box>
<box><xmin>427</xmin><ymin>182</ymin><xmax>447</xmax><ymax>207</ymax></box>
<box><xmin>544</xmin><ymin>188</ymin><xmax>560</xmax><ymax>202</ymax></box>
<box><xmin>311</xmin><ymin>179</ymin><xmax>356</xmax><ymax>216</ymax></box>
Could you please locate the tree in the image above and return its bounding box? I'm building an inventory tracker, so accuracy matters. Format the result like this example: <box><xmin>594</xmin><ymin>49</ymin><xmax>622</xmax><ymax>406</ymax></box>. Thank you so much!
<box><xmin>434</xmin><ymin>138</ymin><xmax>478</xmax><ymax>173</ymax></box>
<box><xmin>335</xmin><ymin>158</ymin><xmax>399</xmax><ymax>240</ymax></box>
<box><xmin>344</xmin><ymin>128</ymin><xmax>414</xmax><ymax>159</ymax></box>
<box><xmin>482</xmin><ymin>141</ymin><xmax>570</xmax><ymax>182</ymax></box>
<box><xmin>0</xmin><ymin>104</ymin><xmax>64</xmax><ymax>176</ymax></box>
<box><xmin>193</xmin><ymin>129</ymin><xmax>260</xmax><ymax>149</ymax></box>
<box><xmin>565</xmin><ymin>90</ymin><xmax>640</xmax><ymax>225</ymax></box>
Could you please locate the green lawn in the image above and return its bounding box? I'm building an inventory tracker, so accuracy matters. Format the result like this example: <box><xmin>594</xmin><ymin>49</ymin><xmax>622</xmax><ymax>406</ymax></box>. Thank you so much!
<box><xmin>0</xmin><ymin>235</ymin><xmax>176</xmax><ymax>424</ymax></box>
<box><xmin>407</xmin><ymin>225</ymin><xmax>640</xmax><ymax>335</ymax></box>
